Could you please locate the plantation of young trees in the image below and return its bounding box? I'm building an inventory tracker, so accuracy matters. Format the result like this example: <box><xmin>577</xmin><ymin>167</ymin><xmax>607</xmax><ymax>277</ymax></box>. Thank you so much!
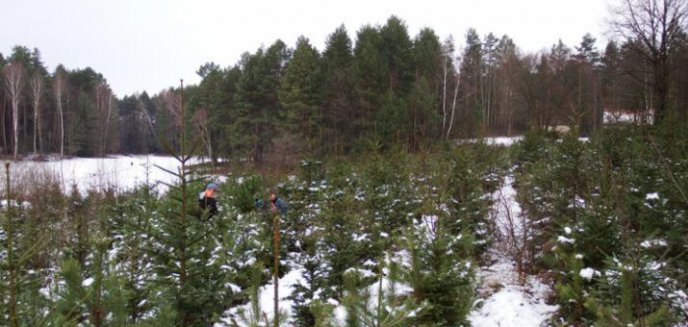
<box><xmin>2</xmin><ymin>0</ymin><xmax>688</xmax><ymax>325</ymax></box>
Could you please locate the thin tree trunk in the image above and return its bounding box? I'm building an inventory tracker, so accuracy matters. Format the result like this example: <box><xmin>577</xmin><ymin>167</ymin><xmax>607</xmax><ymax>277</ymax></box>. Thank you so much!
<box><xmin>273</xmin><ymin>213</ymin><xmax>280</xmax><ymax>327</ymax></box>
<box><xmin>178</xmin><ymin>79</ymin><xmax>192</xmax><ymax>324</ymax></box>
<box><xmin>31</xmin><ymin>74</ymin><xmax>43</xmax><ymax>154</ymax></box>
<box><xmin>442</xmin><ymin>54</ymin><xmax>448</xmax><ymax>135</ymax></box>
<box><xmin>1</xmin><ymin>97</ymin><xmax>6</xmax><ymax>154</ymax></box>
<box><xmin>103</xmin><ymin>95</ymin><xmax>112</xmax><ymax>155</ymax></box>
<box><xmin>22</xmin><ymin>99</ymin><xmax>28</xmax><ymax>153</ymax></box>
<box><xmin>34</xmin><ymin>98</ymin><xmax>38</xmax><ymax>153</ymax></box>
<box><xmin>447</xmin><ymin>71</ymin><xmax>460</xmax><ymax>139</ymax></box>
<box><xmin>55</xmin><ymin>76</ymin><xmax>65</xmax><ymax>158</ymax></box>
<box><xmin>11</xmin><ymin>96</ymin><xmax>20</xmax><ymax>159</ymax></box>
<box><xmin>4</xmin><ymin>63</ymin><xmax>24</xmax><ymax>159</ymax></box>
<box><xmin>5</xmin><ymin>163</ymin><xmax>18</xmax><ymax>327</ymax></box>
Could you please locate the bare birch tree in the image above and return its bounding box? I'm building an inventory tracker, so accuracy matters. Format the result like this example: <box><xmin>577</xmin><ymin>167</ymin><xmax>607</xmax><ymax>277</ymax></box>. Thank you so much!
<box><xmin>53</xmin><ymin>67</ymin><xmax>67</xmax><ymax>157</ymax></box>
<box><xmin>30</xmin><ymin>72</ymin><xmax>43</xmax><ymax>154</ymax></box>
<box><xmin>3</xmin><ymin>62</ymin><xmax>25</xmax><ymax>159</ymax></box>
<box><xmin>95</xmin><ymin>82</ymin><xmax>114</xmax><ymax>156</ymax></box>
<box><xmin>446</xmin><ymin>55</ymin><xmax>462</xmax><ymax>139</ymax></box>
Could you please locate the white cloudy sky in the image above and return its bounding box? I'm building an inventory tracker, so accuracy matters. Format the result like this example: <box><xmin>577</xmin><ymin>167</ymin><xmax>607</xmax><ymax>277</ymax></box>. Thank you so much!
<box><xmin>1</xmin><ymin>0</ymin><xmax>612</xmax><ymax>97</ymax></box>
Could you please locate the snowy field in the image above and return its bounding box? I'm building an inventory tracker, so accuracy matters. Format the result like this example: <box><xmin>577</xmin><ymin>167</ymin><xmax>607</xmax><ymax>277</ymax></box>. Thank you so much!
<box><xmin>2</xmin><ymin>155</ymin><xmax>204</xmax><ymax>195</ymax></box>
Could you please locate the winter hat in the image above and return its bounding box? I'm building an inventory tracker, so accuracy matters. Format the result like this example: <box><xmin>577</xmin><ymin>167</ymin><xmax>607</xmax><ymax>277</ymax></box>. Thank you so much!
<box><xmin>206</xmin><ymin>182</ymin><xmax>219</xmax><ymax>190</ymax></box>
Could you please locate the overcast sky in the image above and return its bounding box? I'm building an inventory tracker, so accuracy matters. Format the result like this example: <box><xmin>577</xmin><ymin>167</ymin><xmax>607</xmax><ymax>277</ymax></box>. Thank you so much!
<box><xmin>0</xmin><ymin>0</ymin><xmax>612</xmax><ymax>97</ymax></box>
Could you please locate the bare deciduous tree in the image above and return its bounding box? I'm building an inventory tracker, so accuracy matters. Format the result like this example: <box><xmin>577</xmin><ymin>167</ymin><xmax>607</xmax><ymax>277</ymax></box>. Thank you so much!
<box><xmin>53</xmin><ymin>67</ymin><xmax>67</xmax><ymax>157</ymax></box>
<box><xmin>30</xmin><ymin>72</ymin><xmax>43</xmax><ymax>154</ymax></box>
<box><xmin>158</xmin><ymin>88</ymin><xmax>183</xmax><ymax>151</ymax></box>
<box><xmin>161</xmin><ymin>88</ymin><xmax>182</xmax><ymax>129</ymax></box>
<box><xmin>3</xmin><ymin>62</ymin><xmax>25</xmax><ymax>159</ymax></box>
<box><xmin>446</xmin><ymin>69</ymin><xmax>460</xmax><ymax>139</ymax></box>
<box><xmin>441</xmin><ymin>36</ymin><xmax>464</xmax><ymax>140</ymax></box>
<box><xmin>192</xmin><ymin>107</ymin><xmax>214</xmax><ymax>165</ymax></box>
<box><xmin>95</xmin><ymin>82</ymin><xmax>114</xmax><ymax>156</ymax></box>
<box><xmin>610</xmin><ymin>0</ymin><xmax>688</xmax><ymax>124</ymax></box>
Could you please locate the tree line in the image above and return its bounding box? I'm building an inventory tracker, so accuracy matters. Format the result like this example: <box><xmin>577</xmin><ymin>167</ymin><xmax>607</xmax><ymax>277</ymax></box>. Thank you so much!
<box><xmin>0</xmin><ymin>47</ymin><xmax>118</xmax><ymax>158</ymax></box>
<box><xmin>2</xmin><ymin>0</ymin><xmax>687</xmax><ymax>162</ymax></box>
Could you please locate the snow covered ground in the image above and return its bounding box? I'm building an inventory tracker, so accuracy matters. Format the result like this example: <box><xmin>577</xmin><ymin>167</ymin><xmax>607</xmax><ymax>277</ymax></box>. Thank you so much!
<box><xmin>456</xmin><ymin>136</ymin><xmax>524</xmax><ymax>146</ymax></box>
<box><xmin>603</xmin><ymin>110</ymin><xmax>654</xmax><ymax>125</ymax></box>
<box><xmin>469</xmin><ymin>173</ymin><xmax>558</xmax><ymax>327</ymax></box>
<box><xmin>218</xmin><ymin>261</ymin><xmax>307</xmax><ymax>326</ymax></box>
<box><xmin>216</xmin><ymin>252</ymin><xmax>416</xmax><ymax>326</ymax></box>
<box><xmin>2</xmin><ymin>155</ymin><xmax>203</xmax><ymax>195</ymax></box>
<box><xmin>457</xmin><ymin>136</ymin><xmax>589</xmax><ymax>147</ymax></box>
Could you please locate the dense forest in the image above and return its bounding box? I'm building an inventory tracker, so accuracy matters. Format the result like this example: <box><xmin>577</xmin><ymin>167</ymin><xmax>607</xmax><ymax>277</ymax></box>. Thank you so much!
<box><xmin>2</xmin><ymin>4</ymin><xmax>688</xmax><ymax>163</ymax></box>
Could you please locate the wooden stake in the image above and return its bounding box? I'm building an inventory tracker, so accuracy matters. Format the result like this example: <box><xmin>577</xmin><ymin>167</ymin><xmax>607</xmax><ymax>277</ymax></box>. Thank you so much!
<box><xmin>6</xmin><ymin>162</ymin><xmax>18</xmax><ymax>327</ymax></box>
<box><xmin>273</xmin><ymin>213</ymin><xmax>280</xmax><ymax>327</ymax></box>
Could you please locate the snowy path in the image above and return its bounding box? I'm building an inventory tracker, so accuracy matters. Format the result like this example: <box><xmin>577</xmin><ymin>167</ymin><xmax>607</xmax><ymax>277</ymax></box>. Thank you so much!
<box><xmin>468</xmin><ymin>174</ymin><xmax>558</xmax><ymax>327</ymax></box>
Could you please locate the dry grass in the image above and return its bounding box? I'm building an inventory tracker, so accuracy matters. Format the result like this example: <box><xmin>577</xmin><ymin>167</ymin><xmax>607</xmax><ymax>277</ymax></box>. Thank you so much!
<box><xmin>0</xmin><ymin>162</ymin><xmax>63</xmax><ymax>201</ymax></box>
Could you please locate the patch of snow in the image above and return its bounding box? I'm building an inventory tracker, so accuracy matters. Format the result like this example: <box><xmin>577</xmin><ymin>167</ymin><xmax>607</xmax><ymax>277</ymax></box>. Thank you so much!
<box><xmin>227</xmin><ymin>283</ymin><xmax>241</xmax><ymax>293</ymax></box>
<box><xmin>557</xmin><ymin>236</ymin><xmax>575</xmax><ymax>244</ymax></box>
<box><xmin>469</xmin><ymin>282</ymin><xmax>558</xmax><ymax>327</ymax></box>
<box><xmin>564</xmin><ymin>227</ymin><xmax>572</xmax><ymax>235</ymax></box>
<box><xmin>646</xmin><ymin>192</ymin><xmax>660</xmax><ymax>200</ymax></box>
<box><xmin>641</xmin><ymin>239</ymin><xmax>668</xmax><ymax>249</ymax></box>
<box><xmin>669</xmin><ymin>289</ymin><xmax>688</xmax><ymax>323</ymax></box>
<box><xmin>456</xmin><ymin>136</ymin><xmax>524</xmax><ymax>147</ymax></box>
<box><xmin>568</xmin><ymin>195</ymin><xmax>586</xmax><ymax>209</ymax></box>
<box><xmin>352</xmin><ymin>233</ymin><xmax>369</xmax><ymax>242</ymax></box>
<box><xmin>0</xmin><ymin>199</ymin><xmax>32</xmax><ymax>209</ymax></box>
<box><xmin>219</xmin><ymin>265</ymin><xmax>306</xmax><ymax>326</ymax></box>
<box><xmin>333</xmin><ymin>305</ymin><xmax>347</xmax><ymax>325</ymax></box>
<box><xmin>579</xmin><ymin>268</ymin><xmax>599</xmax><ymax>281</ymax></box>
<box><xmin>647</xmin><ymin>261</ymin><xmax>666</xmax><ymax>271</ymax></box>
<box><xmin>82</xmin><ymin>277</ymin><xmax>94</xmax><ymax>287</ymax></box>
<box><xmin>415</xmin><ymin>215</ymin><xmax>439</xmax><ymax>241</ymax></box>
<box><xmin>603</xmin><ymin>110</ymin><xmax>654</xmax><ymax>125</ymax></box>
<box><xmin>362</xmin><ymin>259</ymin><xmax>377</xmax><ymax>267</ymax></box>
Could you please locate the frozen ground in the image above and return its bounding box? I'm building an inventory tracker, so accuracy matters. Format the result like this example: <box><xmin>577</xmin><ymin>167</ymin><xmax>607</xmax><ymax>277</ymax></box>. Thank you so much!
<box><xmin>469</xmin><ymin>252</ymin><xmax>557</xmax><ymax>327</ymax></box>
<box><xmin>3</xmin><ymin>155</ymin><xmax>203</xmax><ymax>195</ymax></box>
<box><xmin>468</xmin><ymin>173</ymin><xmax>558</xmax><ymax>327</ymax></box>
<box><xmin>218</xmin><ymin>262</ymin><xmax>306</xmax><ymax>326</ymax></box>
<box><xmin>456</xmin><ymin>136</ymin><xmax>524</xmax><ymax>146</ymax></box>
<box><xmin>457</xmin><ymin>136</ymin><xmax>590</xmax><ymax>147</ymax></box>
<box><xmin>216</xmin><ymin>251</ymin><xmax>416</xmax><ymax>326</ymax></box>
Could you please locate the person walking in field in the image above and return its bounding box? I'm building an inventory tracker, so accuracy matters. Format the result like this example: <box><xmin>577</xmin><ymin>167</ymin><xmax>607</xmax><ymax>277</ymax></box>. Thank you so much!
<box><xmin>199</xmin><ymin>182</ymin><xmax>219</xmax><ymax>217</ymax></box>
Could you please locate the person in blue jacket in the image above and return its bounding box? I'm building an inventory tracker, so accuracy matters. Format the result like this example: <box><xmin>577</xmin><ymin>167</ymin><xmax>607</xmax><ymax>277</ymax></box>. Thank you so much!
<box><xmin>270</xmin><ymin>190</ymin><xmax>287</xmax><ymax>215</ymax></box>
